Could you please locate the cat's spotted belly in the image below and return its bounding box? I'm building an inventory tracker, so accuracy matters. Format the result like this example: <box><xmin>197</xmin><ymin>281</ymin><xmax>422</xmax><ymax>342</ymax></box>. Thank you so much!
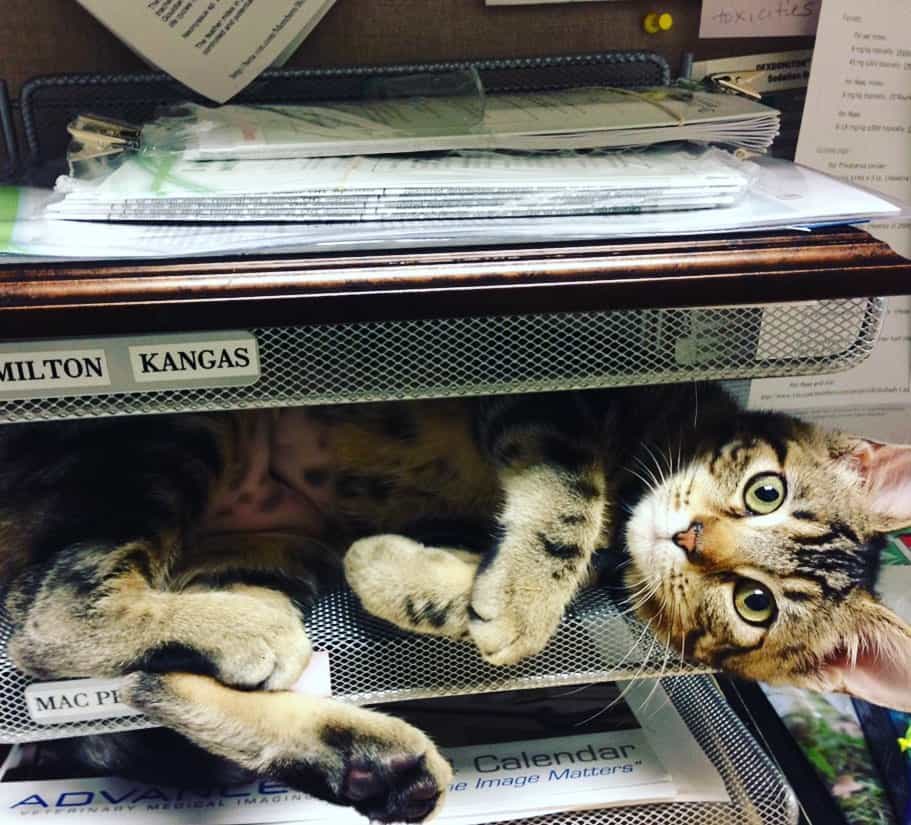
<box><xmin>204</xmin><ymin>409</ymin><xmax>340</xmax><ymax>535</ymax></box>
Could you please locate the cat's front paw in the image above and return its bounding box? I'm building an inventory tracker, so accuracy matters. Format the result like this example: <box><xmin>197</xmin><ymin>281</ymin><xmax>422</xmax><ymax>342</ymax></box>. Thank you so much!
<box><xmin>345</xmin><ymin>535</ymin><xmax>474</xmax><ymax>639</ymax></box>
<box><xmin>467</xmin><ymin>567</ymin><xmax>564</xmax><ymax>666</ymax></box>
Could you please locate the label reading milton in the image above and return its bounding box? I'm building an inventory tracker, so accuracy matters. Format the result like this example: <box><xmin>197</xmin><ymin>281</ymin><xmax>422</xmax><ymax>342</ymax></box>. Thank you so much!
<box><xmin>0</xmin><ymin>349</ymin><xmax>110</xmax><ymax>393</ymax></box>
<box><xmin>129</xmin><ymin>337</ymin><xmax>260</xmax><ymax>384</ymax></box>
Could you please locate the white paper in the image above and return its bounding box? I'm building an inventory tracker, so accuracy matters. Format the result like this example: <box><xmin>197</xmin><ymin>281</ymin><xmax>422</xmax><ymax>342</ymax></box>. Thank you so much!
<box><xmin>699</xmin><ymin>0</ymin><xmax>821</xmax><ymax>39</ymax></box>
<box><xmin>748</xmin><ymin>0</ymin><xmax>911</xmax><ymax>440</ymax></box>
<box><xmin>0</xmin><ymin>680</ymin><xmax>728</xmax><ymax>825</ymax></box>
<box><xmin>47</xmin><ymin>148</ymin><xmax>756</xmax><ymax>223</ymax></box>
<box><xmin>133</xmin><ymin>89</ymin><xmax>781</xmax><ymax>160</ymax></box>
<box><xmin>795</xmin><ymin>0</ymin><xmax>911</xmax><ymax>260</ymax></box>
<box><xmin>750</xmin><ymin>296</ymin><xmax>911</xmax><ymax>414</ymax></box>
<box><xmin>1</xmin><ymin>161</ymin><xmax>904</xmax><ymax>260</ymax></box>
<box><xmin>75</xmin><ymin>0</ymin><xmax>336</xmax><ymax>103</ymax></box>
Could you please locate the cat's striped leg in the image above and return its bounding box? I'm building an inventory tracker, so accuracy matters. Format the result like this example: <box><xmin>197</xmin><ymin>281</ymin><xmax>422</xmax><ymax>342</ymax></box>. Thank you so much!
<box><xmin>125</xmin><ymin>671</ymin><xmax>452</xmax><ymax>824</ymax></box>
<box><xmin>5</xmin><ymin>536</ymin><xmax>316</xmax><ymax>691</ymax></box>
<box><xmin>470</xmin><ymin>393</ymin><xmax>607</xmax><ymax>665</ymax></box>
<box><xmin>345</xmin><ymin>535</ymin><xmax>479</xmax><ymax>639</ymax></box>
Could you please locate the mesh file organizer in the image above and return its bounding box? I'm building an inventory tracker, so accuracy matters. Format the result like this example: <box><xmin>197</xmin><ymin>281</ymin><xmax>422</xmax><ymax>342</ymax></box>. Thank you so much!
<box><xmin>0</xmin><ymin>298</ymin><xmax>885</xmax><ymax>422</ymax></box>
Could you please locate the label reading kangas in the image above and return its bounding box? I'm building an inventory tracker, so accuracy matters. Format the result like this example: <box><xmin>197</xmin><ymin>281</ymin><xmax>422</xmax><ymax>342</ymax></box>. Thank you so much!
<box><xmin>128</xmin><ymin>338</ymin><xmax>260</xmax><ymax>383</ymax></box>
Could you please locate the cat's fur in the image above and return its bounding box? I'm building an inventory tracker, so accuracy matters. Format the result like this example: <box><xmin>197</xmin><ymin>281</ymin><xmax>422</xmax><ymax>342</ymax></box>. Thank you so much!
<box><xmin>2</xmin><ymin>385</ymin><xmax>910</xmax><ymax>822</ymax></box>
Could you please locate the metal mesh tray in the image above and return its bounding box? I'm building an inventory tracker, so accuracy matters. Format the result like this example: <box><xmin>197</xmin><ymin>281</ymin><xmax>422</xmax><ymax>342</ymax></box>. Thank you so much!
<box><xmin>0</xmin><ymin>298</ymin><xmax>885</xmax><ymax>423</ymax></box>
<box><xmin>487</xmin><ymin>676</ymin><xmax>798</xmax><ymax>825</ymax></box>
<box><xmin>0</xmin><ymin>589</ymin><xmax>708</xmax><ymax>743</ymax></box>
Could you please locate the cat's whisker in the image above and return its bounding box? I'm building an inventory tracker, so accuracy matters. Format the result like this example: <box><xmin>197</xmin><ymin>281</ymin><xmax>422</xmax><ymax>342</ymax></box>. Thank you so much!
<box><xmin>614</xmin><ymin>587</ymin><xmax>661</xmax><ymax>617</ymax></box>
<box><xmin>627</xmin><ymin>623</ymin><xmax>665</xmax><ymax>713</ymax></box>
<box><xmin>640</xmin><ymin>621</ymin><xmax>674</xmax><ymax>710</ymax></box>
<box><xmin>607</xmin><ymin>615</ymin><xmax>658</xmax><ymax>682</ymax></box>
<box><xmin>615</xmin><ymin>575</ymin><xmax>655</xmax><ymax>602</ymax></box>
<box><xmin>641</xmin><ymin>442</ymin><xmax>667</xmax><ymax>488</ymax></box>
<box><xmin>645</xmin><ymin>602</ymin><xmax>686</xmax><ymax>719</ymax></box>
<box><xmin>628</xmin><ymin>456</ymin><xmax>659</xmax><ymax>491</ymax></box>
<box><xmin>551</xmin><ymin>684</ymin><xmax>593</xmax><ymax>699</ymax></box>
<box><xmin>572</xmin><ymin>619</ymin><xmax>658</xmax><ymax>728</ymax></box>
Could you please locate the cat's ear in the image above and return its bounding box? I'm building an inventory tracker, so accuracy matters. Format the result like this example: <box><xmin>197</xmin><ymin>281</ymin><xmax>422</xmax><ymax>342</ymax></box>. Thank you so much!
<box><xmin>818</xmin><ymin>596</ymin><xmax>911</xmax><ymax>711</ymax></box>
<box><xmin>832</xmin><ymin>436</ymin><xmax>911</xmax><ymax>530</ymax></box>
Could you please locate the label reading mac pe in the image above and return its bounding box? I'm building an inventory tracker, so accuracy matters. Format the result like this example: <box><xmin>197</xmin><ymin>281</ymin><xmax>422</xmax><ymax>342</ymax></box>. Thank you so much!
<box><xmin>129</xmin><ymin>337</ymin><xmax>260</xmax><ymax>384</ymax></box>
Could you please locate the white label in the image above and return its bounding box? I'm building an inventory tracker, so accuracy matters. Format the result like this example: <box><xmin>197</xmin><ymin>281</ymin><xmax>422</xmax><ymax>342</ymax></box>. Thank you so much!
<box><xmin>291</xmin><ymin>650</ymin><xmax>332</xmax><ymax>697</ymax></box>
<box><xmin>25</xmin><ymin>678</ymin><xmax>139</xmax><ymax>725</ymax></box>
<box><xmin>24</xmin><ymin>653</ymin><xmax>331</xmax><ymax>726</ymax></box>
<box><xmin>0</xmin><ymin>349</ymin><xmax>110</xmax><ymax>393</ymax></box>
<box><xmin>129</xmin><ymin>338</ymin><xmax>260</xmax><ymax>384</ymax></box>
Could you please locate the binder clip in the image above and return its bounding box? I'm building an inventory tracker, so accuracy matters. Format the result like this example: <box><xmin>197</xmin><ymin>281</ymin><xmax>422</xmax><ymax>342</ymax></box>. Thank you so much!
<box><xmin>706</xmin><ymin>71</ymin><xmax>763</xmax><ymax>101</ymax></box>
<box><xmin>66</xmin><ymin>114</ymin><xmax>141</xmax><ymax>179</ymax></box>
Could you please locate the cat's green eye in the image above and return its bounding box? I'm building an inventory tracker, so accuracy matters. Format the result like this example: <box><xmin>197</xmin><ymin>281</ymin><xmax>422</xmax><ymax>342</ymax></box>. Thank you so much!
<box><xmin>733</xmin><ymin>579</ymin><xmax>777</xmax><ymax>626</ymax></box>
<box><xmin>743</xmin><ymin>472</ymin><xmax>786</xmax><ymax>515</ymax></box>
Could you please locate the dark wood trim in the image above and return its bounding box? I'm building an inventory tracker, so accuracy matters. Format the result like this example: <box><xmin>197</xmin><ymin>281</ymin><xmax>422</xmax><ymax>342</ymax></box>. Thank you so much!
<box><xmin>0</xmin><ymin>227</ymin><xmax>909</xmax><ymax>339</ymax></box>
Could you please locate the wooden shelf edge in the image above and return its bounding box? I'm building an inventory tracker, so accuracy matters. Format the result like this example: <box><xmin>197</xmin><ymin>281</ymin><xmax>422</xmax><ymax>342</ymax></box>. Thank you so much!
<box><xmin>0</xmin><ymin>227</ymin><xmax>909</xmax><ymax>339</ymax></box>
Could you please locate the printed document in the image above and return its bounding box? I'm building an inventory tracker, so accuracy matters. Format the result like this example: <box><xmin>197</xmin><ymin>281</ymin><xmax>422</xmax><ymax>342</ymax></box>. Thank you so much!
<box><xmin>76</xmin><ymin>0</ymin><xmax>337</xmax><ymax>102</ymax></box>
<box><xmin>749</xmin><ymin>0</ymin><xmax>911</xmax><ymax>441</ymax></box>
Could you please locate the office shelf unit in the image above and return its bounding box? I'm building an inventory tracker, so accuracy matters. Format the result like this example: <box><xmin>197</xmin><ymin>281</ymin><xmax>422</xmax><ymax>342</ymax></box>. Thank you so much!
<box><xmin>1</xmin><ymin>5</ymin><xmax>909</xmax><ymax>823</ymax></box>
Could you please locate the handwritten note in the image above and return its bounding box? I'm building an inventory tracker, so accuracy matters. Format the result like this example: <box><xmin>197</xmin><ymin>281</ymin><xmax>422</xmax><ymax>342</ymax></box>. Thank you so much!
<box><xmin>699</xmin><ymin>0</ymin><xmax>820</xmax><ymax>39</ymax></box>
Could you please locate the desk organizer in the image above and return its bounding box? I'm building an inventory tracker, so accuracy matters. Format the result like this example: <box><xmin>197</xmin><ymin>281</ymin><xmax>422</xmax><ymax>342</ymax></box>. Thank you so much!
<box><xmin>0</xmin><ymin>589</ymin><xmax>704</xmax><ymax>742</ymax></box>
<box><xmin>491</xmin><ymin>676</ymin><xmax>799</xmax><ymax>825</ymax></box>
<box><xmin>0</xmin><ymin>298</ymin><xmax>885</xmax><ymax>423</ymax></box>
<box><xmin>0</xmin><ymin>603</ymin><xmax>799</xmax><ymax>824</ymax></box>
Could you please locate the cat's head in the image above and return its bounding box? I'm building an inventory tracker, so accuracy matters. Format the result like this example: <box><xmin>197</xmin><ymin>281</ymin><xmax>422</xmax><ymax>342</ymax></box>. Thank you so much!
<box><xmin>623</xmin><ymin>411</ymin><xmax>911</xmax><ymax>710</ymax></box>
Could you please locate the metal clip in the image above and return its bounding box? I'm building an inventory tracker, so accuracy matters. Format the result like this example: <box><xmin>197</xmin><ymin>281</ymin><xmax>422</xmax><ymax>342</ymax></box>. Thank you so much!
<box><xmin>66</xmin><ymin>114</ymin><xmax>141</xmax><ymax>162</ymax></box>
<box><xmin>706</xmin><ymin>71</ymin><xmax>763</xmax><ymax>101</ymax></box>
<box><xmin>65</xmin><ymin>115</ymin><xmax>141</xmax><ymax>178</ymax></box>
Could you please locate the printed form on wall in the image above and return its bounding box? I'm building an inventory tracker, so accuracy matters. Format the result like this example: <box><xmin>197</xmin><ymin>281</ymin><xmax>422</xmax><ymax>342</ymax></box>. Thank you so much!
<box><xmin>75</xmin><ymin>0</ymin><xmax>337</xmax><ymax>102</ymax></box>
<box><xmin>749</xmin><ymin>0</ymin><xmax>911</xmax><ymax>442</ymax></box>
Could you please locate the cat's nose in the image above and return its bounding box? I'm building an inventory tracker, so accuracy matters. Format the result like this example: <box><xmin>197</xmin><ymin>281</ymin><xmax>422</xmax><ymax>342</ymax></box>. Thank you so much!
<box><xmin>672</xmin><ymin>521</ymin><xmax>703</xmax><ymax>555</ymax></box>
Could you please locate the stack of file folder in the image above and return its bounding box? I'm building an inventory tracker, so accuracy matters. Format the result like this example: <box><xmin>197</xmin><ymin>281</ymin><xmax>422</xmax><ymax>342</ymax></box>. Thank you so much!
<box><xmin>133</xmin><ymin>87</ymin><xmax>782</xmax><ymax>159</ymax></box>
<box><xmin>49</xmin><ymin>147</ymin><xmax>756</xmax><ymax>223</ymax></box>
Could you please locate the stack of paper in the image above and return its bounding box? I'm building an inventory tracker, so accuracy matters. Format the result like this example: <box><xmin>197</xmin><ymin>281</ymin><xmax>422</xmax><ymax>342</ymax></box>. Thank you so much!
<box><xmin>139</xmin><ymin>87</ymin><xmax>781</xmax><ymax>158</ymax></box>
<box><xmin>2</xmin><ymin>160</ymin><xmax>904</xmax><ymax>260</ymax></box>
<box><xmin>0</xmin><ymin>682</ymin><xmax>729</xmax><ymax>825</ymax></box>
<box><xmin>49</xmin><ymin>147</ymin><xmax>756</xmax><ymax>223</ymax></box>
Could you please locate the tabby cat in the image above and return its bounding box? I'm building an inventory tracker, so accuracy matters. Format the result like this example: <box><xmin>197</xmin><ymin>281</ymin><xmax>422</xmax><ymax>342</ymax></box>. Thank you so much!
<box><xmin>2</xmin><ymin>384</ymin><xmax>910</xmax><ymax>823</ymax></box>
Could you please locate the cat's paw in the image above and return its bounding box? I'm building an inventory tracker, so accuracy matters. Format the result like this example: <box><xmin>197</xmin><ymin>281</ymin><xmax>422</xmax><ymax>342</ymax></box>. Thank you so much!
<box><xmin>345</xmin><ymin>535</ymin><xmax>474</xmax><ymax>638</ymax></box>
<box><xmin>468</xmin><ymin>566</ymin><xmax>564</xmax><ymax>666</ymax></box>
<box><xmin>126</xmin><ymin>672</ymin><xmax>452</xmax><ymax>824</ymax></box>
<box><xmin>155</xmin><ymin>586</ymin><xmax>311</xmax><ymax>691</ymax></box>
<box><xmin>312</xmin><ymin>725</ymin><xmax>451</xmax><ymax>824</ymax></box>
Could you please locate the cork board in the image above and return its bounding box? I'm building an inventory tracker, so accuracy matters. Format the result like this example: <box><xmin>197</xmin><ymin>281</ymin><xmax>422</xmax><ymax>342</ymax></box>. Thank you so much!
<box><xmin>1</xmin><ymin>0</ymin><xmax>814</xmax><ymax>98</ymax></box>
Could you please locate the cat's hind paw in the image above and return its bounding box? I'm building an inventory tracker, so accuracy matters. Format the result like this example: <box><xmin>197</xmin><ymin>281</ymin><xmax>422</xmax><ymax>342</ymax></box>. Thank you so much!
<box><xmin>125</xmin><ymin>672</ymin><xmax>452</xmax><ymax>824</ymax></box>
